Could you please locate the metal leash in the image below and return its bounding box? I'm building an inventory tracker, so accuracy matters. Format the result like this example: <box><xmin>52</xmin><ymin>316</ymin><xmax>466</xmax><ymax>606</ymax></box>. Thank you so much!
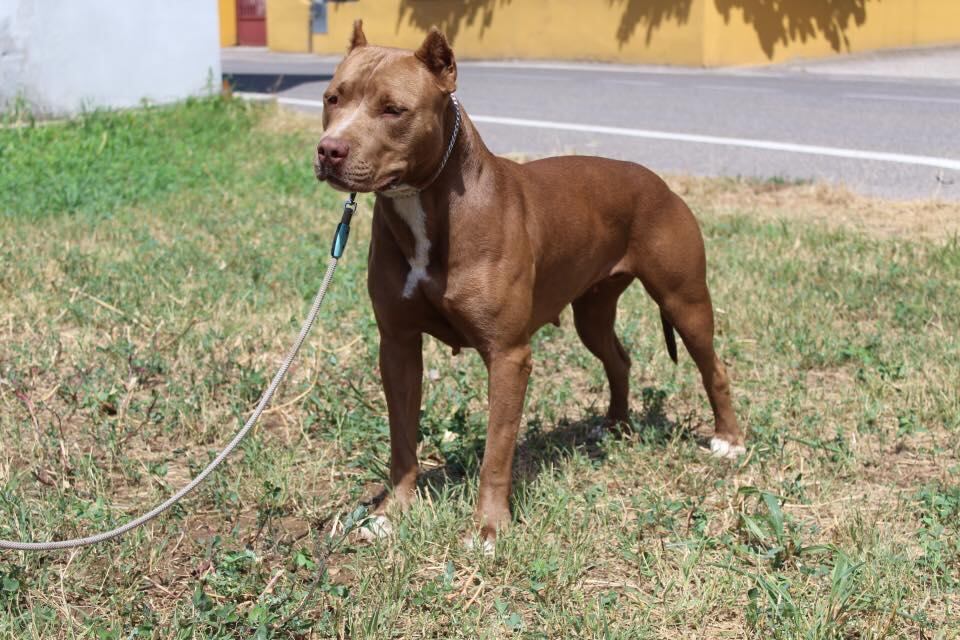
<box><xmin>0</xmin><ymin>194</ymin><xmax>359</xmax><ymax>552</ymax></box>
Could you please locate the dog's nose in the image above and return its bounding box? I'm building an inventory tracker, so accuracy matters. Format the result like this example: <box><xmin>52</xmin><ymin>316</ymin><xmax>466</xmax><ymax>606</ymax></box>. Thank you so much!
<box><xmin>317</xmin><ymin>137</ymin><xmax>350</xmax><ymax>167</ymax></box>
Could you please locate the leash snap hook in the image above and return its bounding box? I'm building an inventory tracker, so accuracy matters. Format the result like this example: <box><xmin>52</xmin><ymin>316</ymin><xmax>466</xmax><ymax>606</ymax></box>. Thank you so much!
<box><xmin>331</xmin><ymin>192</ymin><xmax>358</xmax><ymax>259</ymax></box>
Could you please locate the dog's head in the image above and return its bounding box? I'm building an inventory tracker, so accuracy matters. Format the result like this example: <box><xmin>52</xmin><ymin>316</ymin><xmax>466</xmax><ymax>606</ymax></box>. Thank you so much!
<box><xmin>314</xmin><ymin>21</ymin><xmax>458</xmax><ymax>196</ymax></box>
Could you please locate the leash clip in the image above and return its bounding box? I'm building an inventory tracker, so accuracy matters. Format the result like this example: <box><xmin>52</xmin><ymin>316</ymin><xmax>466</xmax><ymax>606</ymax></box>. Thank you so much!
<box><xmin>330</xmin><ymin>192</ymin><xmax>358</xmax><ymax>259</ymax></box>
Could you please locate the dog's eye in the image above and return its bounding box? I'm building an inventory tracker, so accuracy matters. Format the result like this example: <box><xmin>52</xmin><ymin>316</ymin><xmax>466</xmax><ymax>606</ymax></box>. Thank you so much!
<box><xmin>325</xmin><ymin>95</ymin><xmax>339</xmax><ymax>106</ymax></box>
<box><xmin>383</xmin><ymin>105</ymin><xmax>406</xmax><ymax>117</ymax></box>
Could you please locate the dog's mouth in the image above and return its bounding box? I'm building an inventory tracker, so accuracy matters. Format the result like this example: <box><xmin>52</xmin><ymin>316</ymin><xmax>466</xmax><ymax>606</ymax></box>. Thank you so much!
<box><xmin>314</xmin><ymin>161</ymin><xmax>406</xmax><ymax>195</ymax></box>
<box><xmin>315</xmin><ymin>165</ymin><xmax>366</xmax><ymax>193</ymax></box>
<box><xmin>324</xmin><ymin>174</ymin><xmax>362</xmax><ymax>193</ymax></box>
<box><xmin>313</xmin><ymin>162</ymin><xmax>403</xmax><ymax>193</ymax></box>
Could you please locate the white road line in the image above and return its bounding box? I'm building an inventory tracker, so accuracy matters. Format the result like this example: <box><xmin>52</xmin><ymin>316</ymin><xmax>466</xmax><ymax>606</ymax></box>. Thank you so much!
<box><xmin>235</xmin><ymin>92</ymin><xmax>960</xmax><ymax>172</ymax></box>
<box><xmin>845</xmin><ymin>92</ymin><xmax>960</xmax><ymax>105</ymax></box>
<box><xmin>475</xmin><ymin>72</ymin><xmax>576</xmax><ymax>83</ymax></box>
<box><xmin>698</xmin><ymin>84</ymin><xmax>778</xmax><ymax>93</ymax></box>
<box><xmin>458</xmin><ymin>60</ymin><xmax>706</xmax><ymax>75</ymax></box>
<box><xmin>472</xmin><ymin>115</ymin><xmax>960</xmax><ymax>171</ymax></box>
<box><xmin>599</xmin><ymin>78</ymin><xmax>662</xmax><ymax>87</ymax></box>
<box><xmin>457</xmin><ymin>60</ymin><xmax>792</xmax><ymax>81</ymax></box>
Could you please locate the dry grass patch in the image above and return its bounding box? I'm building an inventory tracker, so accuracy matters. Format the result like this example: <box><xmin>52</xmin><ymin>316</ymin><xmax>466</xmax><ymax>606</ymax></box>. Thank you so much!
<box><xmin>1</xmin><ymin>99</ymin><xmax>958</xmax><ymax>639</ymax></box>
<box><xmin>671</xmin><ymin>175</ymin><xmax>960</xmax><ymax>241</ymax></box>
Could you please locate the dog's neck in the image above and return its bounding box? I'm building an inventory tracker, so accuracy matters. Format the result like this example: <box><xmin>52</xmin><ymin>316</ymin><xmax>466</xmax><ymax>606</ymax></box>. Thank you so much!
<box><xmin>419</xmin><ymin>111</ymin><xmax>490</xmax><ymax>206</ymax></box>
<box><xmin>377</xmin><ymin>110</ymin><xmax>494</xmax><ymax>262</ymax></box>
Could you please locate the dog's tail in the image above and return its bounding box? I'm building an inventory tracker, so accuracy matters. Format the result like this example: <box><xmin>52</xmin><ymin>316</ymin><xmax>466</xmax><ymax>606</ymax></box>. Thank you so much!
<box><xmin>660</xmin><ymin>311</ymin><xmax>678</xmax><ymax>364</ymax></box>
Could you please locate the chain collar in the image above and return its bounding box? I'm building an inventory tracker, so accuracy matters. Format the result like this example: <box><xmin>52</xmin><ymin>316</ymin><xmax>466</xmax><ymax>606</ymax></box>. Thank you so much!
<box><xmin>379</xmin><ymin>94</ymin><xmax>461</xmax><ymax>198</ymax></box>
<box><xmin>425</xmin><ymin>94</ymin><xmax>462</xmax><ymax>189</ymax></box>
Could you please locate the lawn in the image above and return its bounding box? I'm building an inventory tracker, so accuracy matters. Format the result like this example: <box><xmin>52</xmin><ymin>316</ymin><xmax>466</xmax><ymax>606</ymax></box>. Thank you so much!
<box><xmin>1</xmin><ymin>98</ymin><xmax>958</xmax><ymax>639</ymax></box>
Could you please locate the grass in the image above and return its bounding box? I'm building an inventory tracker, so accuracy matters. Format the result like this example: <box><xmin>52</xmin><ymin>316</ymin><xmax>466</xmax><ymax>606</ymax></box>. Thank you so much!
<box><xmin>1</xmin><ymin>97</ymin><xmax>959</xmax><ymax>639</ymax></box>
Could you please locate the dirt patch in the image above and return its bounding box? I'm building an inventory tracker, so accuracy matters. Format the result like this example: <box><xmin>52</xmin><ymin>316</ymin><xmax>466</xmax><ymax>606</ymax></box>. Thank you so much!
<box><xmin>670</xmin><ymin>175</ymin><xmax>960</xmax><ymax>241</ymax></box>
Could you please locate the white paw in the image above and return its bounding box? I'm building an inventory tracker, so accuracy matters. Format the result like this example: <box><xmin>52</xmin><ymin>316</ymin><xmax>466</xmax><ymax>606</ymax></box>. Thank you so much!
<box><xmin>357</xmin><ymin>514</ymin><xmax>393</xmax><ymax>542</ymax></box>
<box><xmin>710</xmin><ymin>437</ymin><xmax>746</xmax><ymax>460</ymax></box>
<box><xmin>464</xmin><ymin>535</ymin><xmax>495</xmax><ymax>556</ymax></box>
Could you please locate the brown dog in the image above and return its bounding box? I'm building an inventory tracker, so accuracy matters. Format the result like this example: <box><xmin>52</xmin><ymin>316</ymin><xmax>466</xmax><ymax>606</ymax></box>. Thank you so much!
<box><xmin>314</xmin><ymin>22</ymin><xmax>745</xmax><ymax>547</ymax></box>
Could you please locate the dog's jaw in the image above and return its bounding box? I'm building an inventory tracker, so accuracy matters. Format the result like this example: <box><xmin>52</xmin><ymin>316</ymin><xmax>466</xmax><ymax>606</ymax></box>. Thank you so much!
<box><xmin>377</xmin><ymin>181</ymin><xmax>419</xmax><ymax>199</ymax></box>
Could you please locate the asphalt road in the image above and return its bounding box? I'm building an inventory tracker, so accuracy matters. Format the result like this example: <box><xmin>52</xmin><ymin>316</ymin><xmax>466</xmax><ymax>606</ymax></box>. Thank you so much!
<box><xmin>223</xmin><ymin>48</ymin><xmax>960</xmax><ymax>201</ymax></box>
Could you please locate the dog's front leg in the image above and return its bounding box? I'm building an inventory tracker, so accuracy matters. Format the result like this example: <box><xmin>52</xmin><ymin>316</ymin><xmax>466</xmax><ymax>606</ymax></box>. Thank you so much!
<box><xmin>379</xmin><ymin>331</ymin><xmax>423</xmax><ymax>512</ymax></box>
<box><xmin>475</xmin><ymin>344</ymin><xmax>532</xmax><ymax>544</ymax></box>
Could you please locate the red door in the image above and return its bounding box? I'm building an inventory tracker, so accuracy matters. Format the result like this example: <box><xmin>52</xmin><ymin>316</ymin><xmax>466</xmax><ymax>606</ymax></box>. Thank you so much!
<box><xmin>237</xmin><ymin>0</ymin><xmax>267</xmax><ymax>46</ymax></box>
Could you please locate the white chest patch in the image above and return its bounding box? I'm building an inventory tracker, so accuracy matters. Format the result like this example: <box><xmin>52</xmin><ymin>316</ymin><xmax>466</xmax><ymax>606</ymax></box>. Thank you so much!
<box><xmin>392</xmin><ymin>194</ymin><xmax>431</xmax><ymax>298</ymax></box>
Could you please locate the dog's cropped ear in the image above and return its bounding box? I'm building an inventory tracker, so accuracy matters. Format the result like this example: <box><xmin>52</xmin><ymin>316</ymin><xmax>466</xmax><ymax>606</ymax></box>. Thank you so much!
<box><xmin>415</xmin><ymin>27</ymin><xmax>457</xmax><ymax>93</ymax></box>
<box><xmin>348</xmin><ymin>20</ymin><xmax>367</xmax><ymax>52</ymax></box>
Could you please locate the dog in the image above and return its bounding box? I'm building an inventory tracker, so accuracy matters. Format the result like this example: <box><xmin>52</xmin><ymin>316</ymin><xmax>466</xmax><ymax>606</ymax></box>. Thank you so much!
<box><xmin>314</xmin><ymin>21</ymin><xmax>745</xmax><ymax>548</ymax></box>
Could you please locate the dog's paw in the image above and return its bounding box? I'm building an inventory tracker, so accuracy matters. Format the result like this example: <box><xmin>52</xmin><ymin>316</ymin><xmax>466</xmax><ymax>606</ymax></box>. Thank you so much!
<box><xmin>709</xmin><ymin>437</ymin><xmax>746</xmax><ymax>460</ymax></box>
<box><xmin>357</xmin><ymin>514</ymin><xmax>393</xmax><ymax>542</ymax></box>
<box><xmin>463</xmin><ymin>534</ymin><xmax>495</xmax><ymax>557</ymax></box>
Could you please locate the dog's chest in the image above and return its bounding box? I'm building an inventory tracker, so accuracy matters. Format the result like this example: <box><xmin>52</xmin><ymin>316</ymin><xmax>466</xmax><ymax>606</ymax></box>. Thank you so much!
<box><xmin>391</xmin><ymin>194</ymin><xmax>431</xmax><ymax>298</ymax></box>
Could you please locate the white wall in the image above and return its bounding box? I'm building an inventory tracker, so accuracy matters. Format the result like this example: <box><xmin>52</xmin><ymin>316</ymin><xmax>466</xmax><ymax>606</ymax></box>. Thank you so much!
<box><xmin>0</xmin><ymin>0</ymin><xmax>221</xmax><ymax>116</ymax></box>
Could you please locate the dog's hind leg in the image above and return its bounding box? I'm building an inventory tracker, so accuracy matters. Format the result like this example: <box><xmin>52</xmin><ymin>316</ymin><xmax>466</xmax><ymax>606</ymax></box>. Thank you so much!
<box><xmin>630</xmin><ymin>195</ymin><xmax>743</xmax><ymax>457</ymax></box>
<box><xmin>658</xmin><ymin>286</ymin><xmax>744</xmax><ymax>458</ymax></box>
<box><xmin>572</xmin><ymin>274</ymin><xmax>633</xmax><ymax>428</ymax></box>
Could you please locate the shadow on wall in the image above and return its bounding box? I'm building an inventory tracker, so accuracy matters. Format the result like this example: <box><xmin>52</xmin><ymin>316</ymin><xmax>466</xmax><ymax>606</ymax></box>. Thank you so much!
<box><xmin>714</xmin><ymin>0</ymin><xmax>872</xmax><ymax>58</ymax></box>
<box><xmin>395</xmin><ymin>0</ymin><xmax>872</xmax><ymax>59</ymax></box>
<box><xmin>609</xmin><ymin>0</ymin><xmax>695</xmax><ymax>47</ymax></box>
<box><xmin>396</xmin><ymin>0</ymin><xmax>513</xmax><ymax>44</ymax></box>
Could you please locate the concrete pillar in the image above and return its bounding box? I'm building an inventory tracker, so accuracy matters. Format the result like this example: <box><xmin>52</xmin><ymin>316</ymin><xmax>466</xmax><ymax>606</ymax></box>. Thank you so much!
<box><xmin>0</xmin><ymin>0</ymin><xmax>222</xmax><ymax>116</ymax></box>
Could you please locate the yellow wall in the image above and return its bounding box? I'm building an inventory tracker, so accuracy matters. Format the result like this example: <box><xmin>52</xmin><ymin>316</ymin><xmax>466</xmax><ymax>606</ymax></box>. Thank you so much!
<box><xmin>312</xmin><ymin>0</ymin><xmax>707</xmax><ymax>65</ymax></box>
<box><xmin>221</xmin><ymin>0</ymin><xmax>960</xmax><ymax>66</ymax></box>
<box><xmin>916</xmin><ymin>0</ymin><xmax>960</xmax><ymax>43</ymax></box>
<box><xmin>218</xmin><ymin>0</ymin><xmax>236</xmax><ymax>47</ymax></box>
<box><xmin>703</xmin><ymin>0</ymin><xmax>960</xmax><ymax>66</ymax></box>
<box><xmin>267</xmin><ymin>0</ymin><xmax>311</xmax><ymax>52</ymax></box>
